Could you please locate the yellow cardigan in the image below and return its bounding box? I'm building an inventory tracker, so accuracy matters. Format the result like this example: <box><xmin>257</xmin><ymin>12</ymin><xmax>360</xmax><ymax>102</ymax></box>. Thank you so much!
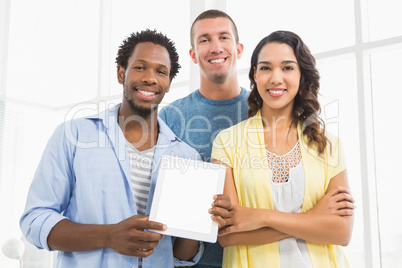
<box><xmin>211</xmin><ymin>110</ymin><xmax>349</xmax><ymax>268</ymax></box>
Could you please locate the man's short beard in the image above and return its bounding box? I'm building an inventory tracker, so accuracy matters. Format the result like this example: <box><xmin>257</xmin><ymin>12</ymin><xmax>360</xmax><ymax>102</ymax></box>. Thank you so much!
<box><xmin>125</xmin><ymin>94</ymin><xmax>157</xmax><ymax>118</ymax></box>
<box><xmin>209</xmin><ymin>73</ymin><xmax>229</xmax><ymax>84</ymax></box>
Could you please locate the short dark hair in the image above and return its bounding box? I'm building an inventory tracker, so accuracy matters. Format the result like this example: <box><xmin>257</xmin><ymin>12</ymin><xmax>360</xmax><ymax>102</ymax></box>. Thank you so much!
<box><xmin>190</xmin><ymin>9</ymin><xmax>239</xmax><ymax>48</ymax></box>
<box><xmin>115</xmin><ymin>29</ymin><xmax>180</xmax><ymax>79</ymax></box>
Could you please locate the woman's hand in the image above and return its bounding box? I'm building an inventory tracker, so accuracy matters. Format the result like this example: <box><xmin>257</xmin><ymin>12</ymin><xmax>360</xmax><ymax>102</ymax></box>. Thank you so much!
<box><xmin>209</xmin><ymin>194</ymin><xmax>232</xmax><ymax>228</ymax></box>
<box><xmin>307</xmin><ymin>186</ymin><xmax>355</xmax><ymax>216</ymax></box>
<box><xmin>216</xmin><ymin>204</ymin><xmax>269</xmax><ymax>236</ymax></box>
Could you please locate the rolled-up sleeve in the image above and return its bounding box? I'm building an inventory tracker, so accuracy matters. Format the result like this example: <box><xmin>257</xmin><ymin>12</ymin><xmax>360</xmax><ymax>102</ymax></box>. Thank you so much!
<box><xmin>174</xmin><ymin>241</ymin><xmax>204</xmax><ymax>266</ymax></box>
<box><xmin>20</xmin><ymin>124</ymin><xmax>74</xmax><ymax>250</ymax></box>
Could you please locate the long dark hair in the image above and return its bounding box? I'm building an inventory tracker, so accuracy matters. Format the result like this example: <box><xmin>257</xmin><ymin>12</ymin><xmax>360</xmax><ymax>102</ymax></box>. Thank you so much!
<box><xmin>248</xmin><ymin>30</ymin><xmax>329</xmax><ymax>154</ymax></box>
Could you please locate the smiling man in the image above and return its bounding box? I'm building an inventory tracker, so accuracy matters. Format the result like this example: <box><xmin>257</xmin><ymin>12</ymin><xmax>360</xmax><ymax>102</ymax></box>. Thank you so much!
<box><xmin>160</xmin><ymin>10</ymin><xmax>248</xmax><ymax>164</ymax></box>
<box><xmin>20</xmin><ymin>30</ymin><xmax>207</xmax><ymax>268</ymax></box>
<box><xmin>159</xmin><ymin>9</ymin><xmax>249</xmax><ymax>268</ymax></box>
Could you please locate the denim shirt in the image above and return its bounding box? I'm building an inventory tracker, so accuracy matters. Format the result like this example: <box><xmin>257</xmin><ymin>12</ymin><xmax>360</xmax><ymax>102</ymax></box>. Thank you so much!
<box><xmin>20</xmin><ymin>104</ymin><xmax>203</xmax><ymax>268</ymax></box>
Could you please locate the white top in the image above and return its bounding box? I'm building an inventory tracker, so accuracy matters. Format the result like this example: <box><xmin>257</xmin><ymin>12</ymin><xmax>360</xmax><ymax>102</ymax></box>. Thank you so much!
<box><xmin>267</xmin><ymin>141</ymin><xmax>312</xmax><ymax>268</ymax></box>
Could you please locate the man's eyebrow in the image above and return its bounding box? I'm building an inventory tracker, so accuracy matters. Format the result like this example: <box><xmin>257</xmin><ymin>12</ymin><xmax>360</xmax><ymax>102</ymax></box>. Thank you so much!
<box><xmin>219</xmin><ymin>31</ymin><xmax>231</xmax><ymax>36</ymax></box>
<box><xmin>135</xmin><ymin>59</ymin><xmax>169</xmax><ymax>69</ymax></box>
<box><xmin>197</xmin><ymin>31</ymin><xmax>232</xmax><ymax>39</ymax></box>
<box><xmin>197</xmin><ymin>33</ymin><xmax>210</xmax><ymax>40</ymax></box>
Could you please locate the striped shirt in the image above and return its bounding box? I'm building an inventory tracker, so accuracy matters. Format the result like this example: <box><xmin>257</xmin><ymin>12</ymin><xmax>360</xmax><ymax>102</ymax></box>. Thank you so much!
<box><xmin>126</xmin><ymin>142</ymin><xmax>155</xmax><ymax>268</ymax></box>
<box><xmin>126</xmin><ymin>142</ymin><xmax>155</xmax><ymax>216</ymax></box>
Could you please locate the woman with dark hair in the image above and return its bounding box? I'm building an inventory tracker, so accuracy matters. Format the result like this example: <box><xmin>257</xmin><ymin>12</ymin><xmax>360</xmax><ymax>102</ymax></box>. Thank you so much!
<box><xmin>210</xmin><ymin>31</ymin><xmax>354</xmax><ymax>267</ymax></box>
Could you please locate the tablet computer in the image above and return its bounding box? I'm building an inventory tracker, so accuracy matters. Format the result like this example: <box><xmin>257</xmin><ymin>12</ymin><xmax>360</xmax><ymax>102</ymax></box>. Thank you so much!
<box><xmin>149</xmin><ymin>155</ymin><xmax>226</xmax><ymax>243</ymax></box>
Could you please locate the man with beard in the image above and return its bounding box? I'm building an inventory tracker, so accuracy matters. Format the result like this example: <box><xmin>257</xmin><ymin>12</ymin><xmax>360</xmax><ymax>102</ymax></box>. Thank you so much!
<box><xmin>20</xmin><ymin>29</ymin><xmax>229</xmax><ymax>268</ymax></box>
<box><xmin>159</xmin><ymin>9</ymin><xmax>249</xmax><ymax>268</ymax></box>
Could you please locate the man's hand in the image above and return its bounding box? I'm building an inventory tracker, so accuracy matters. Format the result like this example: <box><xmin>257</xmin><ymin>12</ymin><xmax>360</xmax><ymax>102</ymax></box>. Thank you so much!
<box><xmin>107</xmin><ymin>215</ymin><xmax>166</xmax><ymax>258</ymax></box>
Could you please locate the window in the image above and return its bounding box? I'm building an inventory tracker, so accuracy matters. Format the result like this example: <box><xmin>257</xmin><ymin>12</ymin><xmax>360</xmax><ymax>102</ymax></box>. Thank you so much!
<box><xmin>365</xmin><ymin>0</ymin><xmax>402</xmax><ymax>41</ymax></box>
<box><xmin>370</xmin><ymin>47</ymin><xmax>402</xmax><ymax>267</ymax></box>
<box><xmin>6</xmin><ymin>0</ymin><xmax>99</xmax><ymax>107</ymax></box>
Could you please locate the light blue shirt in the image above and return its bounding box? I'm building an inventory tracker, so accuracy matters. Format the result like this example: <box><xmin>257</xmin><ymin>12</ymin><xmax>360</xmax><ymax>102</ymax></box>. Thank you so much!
<box><xmin>20</xmin><ymin>104</ymin><xmax>203</xmax><ymax>268</ymax></box>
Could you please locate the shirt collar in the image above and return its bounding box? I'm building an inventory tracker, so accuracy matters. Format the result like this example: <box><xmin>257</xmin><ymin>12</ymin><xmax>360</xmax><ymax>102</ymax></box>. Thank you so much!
<box><xmin>86</xmin><ymin>103</ymin><xmax>181</xmax><ymax>144</ymax></box>
<box><xmin>85</xmin><ymin>103</ymin><xmax>120</xmax><ymax>130</ymax></box>
<box><xmin>157</xmin><ymin>116</ymin><xmax>181</xmax><ymax>144</ymax></box>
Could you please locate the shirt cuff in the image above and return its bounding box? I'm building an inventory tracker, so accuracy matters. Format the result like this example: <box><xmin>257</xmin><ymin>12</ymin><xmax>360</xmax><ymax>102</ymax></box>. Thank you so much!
<box><xmin>174</xmin><ymin>241</ymin><xmax>204</xmax><ymax>266</ymax></box>
<box><xmin>38</xmin><ymin>213</ymin><xmax>68</xmax><ymax>251</ymax></box>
